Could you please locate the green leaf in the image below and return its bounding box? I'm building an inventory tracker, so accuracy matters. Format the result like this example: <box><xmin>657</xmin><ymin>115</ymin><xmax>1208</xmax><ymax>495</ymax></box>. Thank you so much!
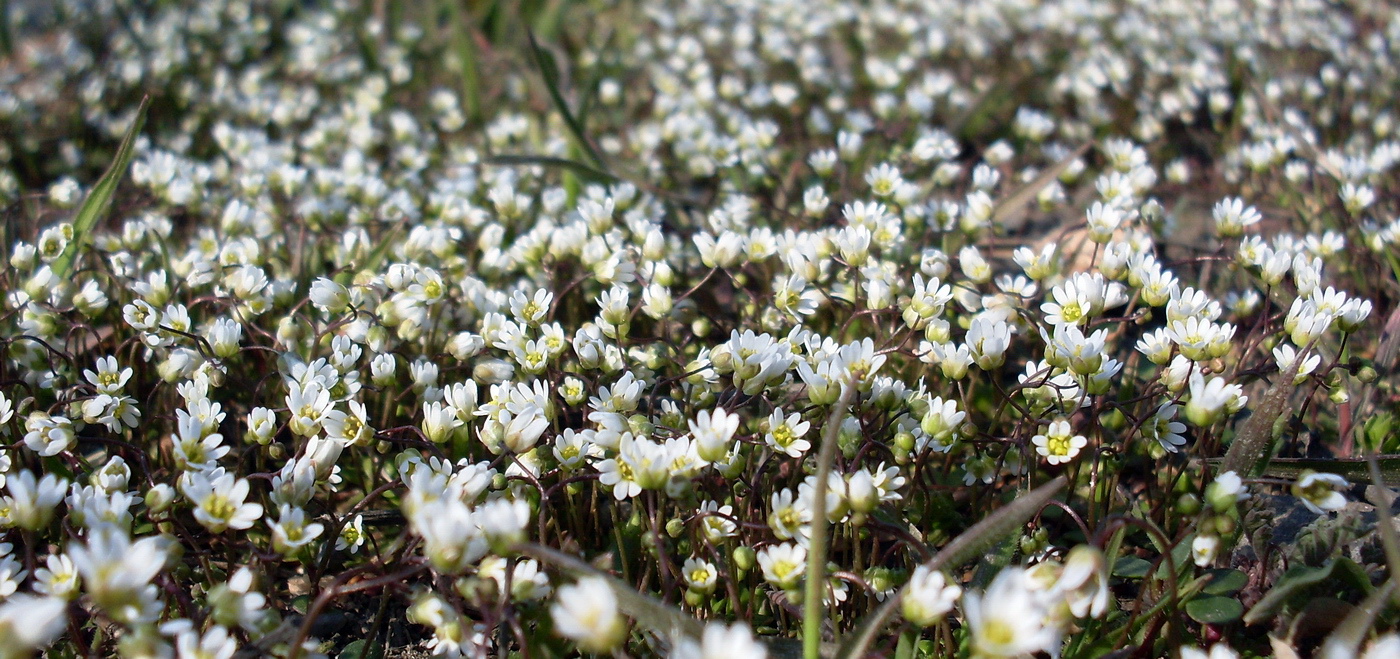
<box><xmin>52</xmin><ymin>96</ymin><xmax>149</xmax><ymax>278</ymax></box>
<box><xmin>487</xmin><ymin>154</ymin><xmax>619</xmax><ymax>184</ymax></box>
<box><xmin>1185</xmin><ymin>595</ymin><xmax>1244</xmax><ymax>624</ymax></box>
<box><xmin>337</xmin><ymin>640</ymin><xmax>382</xmax><ymax>659</ymax></box>
<box><xmin>442</xmin><ymin>0</ymin><xmax>482</xmax><ymax>122</ymax></box>
<box><xmin>1202</xmin><ymin>569</ymin><xmax>1248</xmax><ymax>596</ymax></box>
<box><xmin>1112</xmin><ymin>557</ymin><xmax>1152</xmax><ymax>579</ymax></box>
<box><xmin>1363</xmin><ymin>412</ymin><xmax>1394</xmax><ymax>453</ymax></box>
<box><xmin>334</xmin><ymin>219</ymin><xmax>406</xmax><ymax>286</ymax></box>
<box><xmin>1243</xmin><ymin>558</ymin><xmax>1373</xmax><ymax>625</ymax></box>
<box><xmin>836</xmin><ymin>476</ymin><xmax>1068</xmax><ymax>659</ymax></box>
<box><xmin>527</xmin><ymin>29</ymin><xmax>607</xmax><ymax>172</ymax></box>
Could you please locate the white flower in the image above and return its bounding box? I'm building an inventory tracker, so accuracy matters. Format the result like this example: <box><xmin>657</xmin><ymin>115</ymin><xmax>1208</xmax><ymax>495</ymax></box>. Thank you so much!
<box><xmin>1273</xmin><ymin>344</ymin><xmax>1321</xmax><ymax>384</ymax></box>
<box><xmin>551</xmin><ymin>577</ymin><xmax>626</xmax><ymax>653</ymax></box>
<box><xmin>967</xmin><ymin>317</ymin><xmax>1011</xmax><ymax>370</ymax></box>
<box><xmin>1211</xmin><ymin>197</ymin><xmax>1261</xmax><ymax>237</ymax></box>
<box><xmin>68</xmin><ymin>526</ymin><xmax>168</xmax><ymax>622</ymax></box>
<box><xmin>422</xmin><ymin>401</ymin><xmax>464</xmax><ymax>444</ymax></box>
<box><xmin>1180</xmin><ymin>643</ymin><xmax>1239</xmax><ymax>659</ymax></box>
<box><xmin>4</xmin><ymin>470</ymin><xmax>67</xmax><ymax>531</ymax></box>
<box><xmin>698</xmin><ymin>501</ymin><xmax>737</xmax><ymax>543</ymax></box>
<box><xmin>174</xmin><ymin>624</ymin><xmax>238</xmax><ymax>659</ymax></box>
<box><xmin>1184</xmin><ymin>373</ymin><xmax>1246</xmax><ymax>427</ymax></box>
<box><xmin>1057</xmin><ymin>545</ymin><xmax>1110</xmax><ymax>618</ymax></box>
<box><xmin>682</xmin><ymin>557</ymin><xmax>718</xmax><ymax>594</ymax></box>
<box><xmin>34</xmin><ymin>553</ymin><xmax>81</xmax><ymax>600</ymax></box>
<box><xmin>757</xmin><ymin>542</ymin><xmax>807</xmax><ymax>591</ymax></box>
<box><xmin>964</xmin><ymin>567</ymin><xmax>1060</xmax><ymax>658</ymax></box>
<box><xmin>84</xmin><ymin>355</ymin><xmax>132</xmax><ymax>394</ymax></box>
<box><xmin>764</xmin><ymin>408</ymin><xmax>812</xmax><ymax>458</ymax></box>
<box><xmin>0</xmin><ymin>594</ymin><xmax>68</xmax><ymax>656</ymax></box>
<box><xmin>1033</xmin><ymin>419</ymin><xmax>1087</xmax><ymax>465</ymax></box>
<box><xmin>22</xmin><ymin>413</ymin><xmax>74</xmax><ymax>457</ymax></box>
<box><xmin>309</xmin><ymin>277</ymin><xmax>350</xmax><ymax>314</ymax></box>
<box><xmin>182</xmin><ymin>469</ymin><xmax>264</xmax><ymax>533</ymax></box>
<box><xmin>902</xmin><ymin>566</ymin><xmax>961</xmax><ymax>626</ymax></box>
<box><xmin>269</xmin><ymin>505</ymin><xmax>325</xmax><ymax>556</ymax></box>
<box><xmin>671</xmin><ymin>622</ymin><xmax>768</xmax><ymax>659</ymax></box>
<box><xmin>1293</xmin><ymin>471</ymin><xmax>1349</xmax><ymax>515</ymax></box>
<box><xmin>410</xmin><ymin>498</ymin><xmax>487</xmax><ymax>575</ymax></box>
<box><xmin>691</xmin><ymin>408</ymin><xmax>740</xmax><ymax>463</ymax></box>
<box><xmin>1191</xmin><ymin>534</ymin><xmax>1221</xmax><ymax>567</ymax></box>
<box><xmin>1142</xmin><ymin>402</ymin><xmax>1188</xmax><ymax>453</ymax></box>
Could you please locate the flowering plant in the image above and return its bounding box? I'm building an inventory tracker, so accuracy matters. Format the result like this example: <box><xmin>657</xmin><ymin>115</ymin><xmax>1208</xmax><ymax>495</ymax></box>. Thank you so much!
<box><xmin>0</xmin><ymin>0</ymin><xmax>1398</xmax><ymax>657</ymax></box>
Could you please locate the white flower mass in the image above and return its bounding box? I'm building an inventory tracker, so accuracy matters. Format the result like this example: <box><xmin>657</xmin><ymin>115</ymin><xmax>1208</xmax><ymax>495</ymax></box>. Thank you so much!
<box><xmin>0</xmin><ymin>0</ymin><xmax>1392</xmax><ymax>656</ymax></box>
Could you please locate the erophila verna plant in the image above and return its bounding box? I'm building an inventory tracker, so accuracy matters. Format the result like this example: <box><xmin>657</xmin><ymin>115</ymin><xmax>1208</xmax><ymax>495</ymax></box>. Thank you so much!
<box><xmin>3</xmin><ymin>0</ymin><xmax>1400</xmax><ymax>656</ymax></box>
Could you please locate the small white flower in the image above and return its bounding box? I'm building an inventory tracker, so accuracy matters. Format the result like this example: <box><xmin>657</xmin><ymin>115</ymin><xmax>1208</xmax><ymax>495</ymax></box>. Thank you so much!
<box><xmin>902</xmin><ymin>565</ymin><xmax>960</xmax><ymax>626</ymax></box>
<box><xmin>550</xmin><ymin>577</ymin><xmax>626</xmax><ymax>653</ymax></box>
<box><xmin>757</xmin><ymin>542</ymin><xmax>807</xmax><ymax>591</ymax></box>
<box><xmin>1033</xmin><ymin>419</ymin><xmax>1087</xmax><ymax>465</ymax></box>
<box><xmin>671</xmin><ymin>622</ymin><xmax>768</xmax><ymax>659</ymax></box>
<box><xmin>1292</xmin><ymin>471</ymin><xmax>1349</xmax><ymax>515</ymax></box>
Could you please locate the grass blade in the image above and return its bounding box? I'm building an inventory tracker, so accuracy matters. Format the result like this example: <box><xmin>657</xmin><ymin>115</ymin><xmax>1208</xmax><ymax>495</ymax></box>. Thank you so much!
<box><xmin>442</xmin><ymin>0</ymin><xmax>483</xmax><ymax>123</ymax></box>
<box><xmin>990</xmin><ymin>142</ymin><xmax>1090</xmax><ymax>226</ymax></box>
<box><xmin>1365</xmin><ymin>453</ymin><xmax>1400</xmax><ymax>605</ymax></box>
<box><xmin>487</xmin><ymin>154</ymin><xmax>618</xmax><ymax>184</ymax></box>
<box><xmin>527</xmin><ymin>29</ymin><xmax>607</xmax><ymax>172</ymax></box>
<box><xmin>836</xmin><ymin>475</ymin><xmax>1068</xmax><ymax>659</ymax></box>
<box><xmin>334</xmin><ymin>218</ymin><xmax>407</xmax><ymax>287</ymax></box>
<box><xmin>52</xmin><ymin>96</ymin><xmax>149</xmax><ymax>278</ymax></box>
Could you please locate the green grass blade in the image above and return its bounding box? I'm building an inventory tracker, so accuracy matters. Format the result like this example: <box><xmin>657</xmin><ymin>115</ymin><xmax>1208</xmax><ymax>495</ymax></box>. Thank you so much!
<box><xmin>52</xmin><ymin>96</ymin><xmax>149</xmax><ymax>278</ymax></box>
<box><xmin>1365</xmin><ymin>454</ymin><xmax>1400</xmax><ymax>605</ymax></box>
<box><xmin>443</xmin><ymin>0</ymin><xmax>483</xmax><ymax>123</ymax></box>
<box><xmin>487</xmin><ymin>154</ymin><xmax>618</xmax><ymax>184</ymax></box>
<box><xmin>835</xmin><ymin>475</ymin><xmax>1068</xmax><ymax>659</ymax></box>
<box><xmin>527</xmin><ymin>29</ymin><xmax>608</xmax><ymax>172</ymax></box>
<box><xmin>334</xmin><ymin>218</ymin><xmax>407</xmax><ymax>287</ymax></box>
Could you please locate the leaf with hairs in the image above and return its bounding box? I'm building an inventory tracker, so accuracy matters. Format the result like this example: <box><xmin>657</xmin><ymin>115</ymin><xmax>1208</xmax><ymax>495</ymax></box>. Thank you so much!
<box><xmin>836</xmin><ymin>476</ymin><xmax>1068</xmax><ymax>659</ymax></box>
<box><xmin>1220</xmin><ymin>349</ymin><xmax>1310</xmax><ymax>477</ymax></box>
<box><xmin>52</xmin><ymin>96</ymin><xmax>149</xmax><ymax>278</ymax></box>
